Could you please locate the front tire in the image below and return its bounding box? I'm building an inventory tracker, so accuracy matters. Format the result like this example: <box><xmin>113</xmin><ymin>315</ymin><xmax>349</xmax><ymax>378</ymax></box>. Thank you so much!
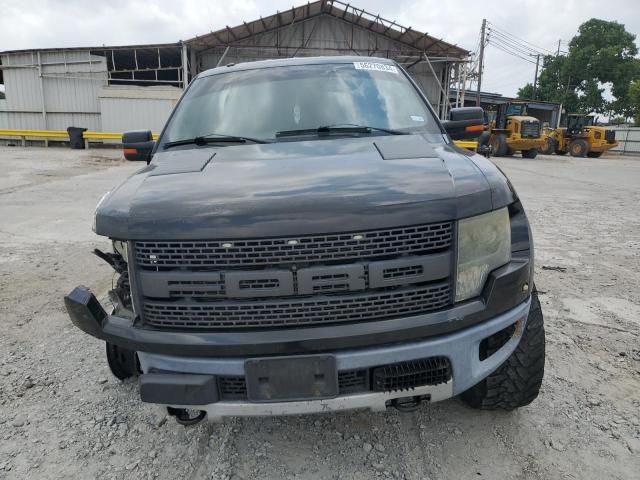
<box><xmin>522</xmin><ymin>149</ymin><xmax>538</xmax><ymax>159</ymax></box>
<box><xmin>570</xmin><ymin>139</ymin><xmax>589</xmax><ymax>157</ymax></box>
<box><xmin>540</xmin><ymin>137</ymin><xmax>556</xmax><ymax>155</ymax></box>
<box><xmin>106</xmin><ymin>342</ymin><xmax>139</xmax><ymax>380</ymax></box>
<box><xmin>490</xmin><ymin>134</ymin><xmax>509</xmax><ymax>157</ymax></box>
<box><xmin>587</xmin><ymin>151</ymin><xmax>602</xmax><ymax>158</ymax></box>
<box><xmin>461</xmin><ymin>291</ymin><xmax>545</xmax><ymax>410</ymax></box>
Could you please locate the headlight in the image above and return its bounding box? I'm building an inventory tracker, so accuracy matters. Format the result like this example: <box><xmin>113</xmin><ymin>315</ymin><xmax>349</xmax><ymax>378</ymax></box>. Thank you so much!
<box><xmin>113</xmin><ymin>240</ymin><xmax>128</xmax><ymax>262</ymax></box>
<box><xmin>92</xmin><ymin>191</ymin><xmax>111</xmax><ymax>233</ymax></box>
<box><xmin>456</xmin><ymin>208</ymin><xmax>511</xmax><ymax>302</ymax></box>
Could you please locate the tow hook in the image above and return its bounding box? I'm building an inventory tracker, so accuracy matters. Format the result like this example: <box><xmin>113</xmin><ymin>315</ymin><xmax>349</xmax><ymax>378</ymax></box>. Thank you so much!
<box><xmin>167</xmin><ymin>407</ymin><xmax>207</xmax><ymax>426</ymax></box>
<box><xmin>390</xmin><ymin>395</ymin><xmax>426</xmax><ymax>412</ymax></box>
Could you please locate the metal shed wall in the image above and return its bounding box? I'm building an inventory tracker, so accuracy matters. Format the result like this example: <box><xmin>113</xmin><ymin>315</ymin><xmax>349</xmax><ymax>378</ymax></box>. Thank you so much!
<box><xmin>0</xmin><ymin>50</ymin><xmax>106</xmax><ymax>130</ymax></box>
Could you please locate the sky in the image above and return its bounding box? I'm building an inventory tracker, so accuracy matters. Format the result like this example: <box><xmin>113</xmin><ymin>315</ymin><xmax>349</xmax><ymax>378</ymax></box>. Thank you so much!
<box><xmin>1</xmin><ymin>0</ymin><xmax>639</xmax><ymax>97</ymax></box>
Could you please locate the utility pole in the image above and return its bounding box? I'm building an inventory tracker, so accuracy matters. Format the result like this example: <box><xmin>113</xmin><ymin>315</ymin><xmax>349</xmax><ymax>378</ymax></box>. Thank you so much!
<box><xmin>532</xmin><ymin>54</ymin><xmax>540</xmax><ymax>99</ymax></box>
<box><xmin>556</xmin><ymin>39</ymin><xmax>561</xmax><ymax>56</ymax></box>
<box><xmin>476</xmin><ymin>18</ymin><xmax>486</xmax><ymax>107</ymax></box>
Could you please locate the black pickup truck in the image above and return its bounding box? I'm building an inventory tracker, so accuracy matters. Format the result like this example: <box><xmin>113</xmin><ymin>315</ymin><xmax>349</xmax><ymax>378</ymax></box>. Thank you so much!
<box><xmin>65</xmin><ymin>56</ymin><xmax>544</xmax><ymax>424</ymax></box>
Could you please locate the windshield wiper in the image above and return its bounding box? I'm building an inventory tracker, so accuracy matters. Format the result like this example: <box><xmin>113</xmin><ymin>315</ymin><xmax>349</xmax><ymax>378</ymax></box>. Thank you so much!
<box><xmin>275</xmin><ymin>124</ymin><xmax>408</xmax><ymax>138</ymax></box>
<box><xmin>163</xmin><ymin>133</ymin><xmax>271</xmax><ymax>149</ymax></box>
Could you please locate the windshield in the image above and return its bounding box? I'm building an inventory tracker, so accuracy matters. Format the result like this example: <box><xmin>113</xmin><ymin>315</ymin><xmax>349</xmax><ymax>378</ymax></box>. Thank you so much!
<box><xmin>159</xmin><ymin>62</ymin><xmax>440</xmax><ymax>147</ymax></box>
<box><xmin>506</xmin><ymin>104</ymin><xmax>526</xmax><ymax>116</ymax></box>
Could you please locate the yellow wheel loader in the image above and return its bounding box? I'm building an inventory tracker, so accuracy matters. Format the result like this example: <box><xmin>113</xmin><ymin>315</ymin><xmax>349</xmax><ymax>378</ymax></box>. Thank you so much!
<box><xmin>480</xmin><ymin>102</ymin><xmax>546</xmax><ymax>159</ymax></box>
<box><xmin>546</xmin><ymin>114</ymin><xmax>618</xmax><ymax>158</ymax></box>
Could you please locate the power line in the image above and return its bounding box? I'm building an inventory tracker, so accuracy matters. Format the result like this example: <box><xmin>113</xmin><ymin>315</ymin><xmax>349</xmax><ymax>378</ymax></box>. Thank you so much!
<box><xmin>487</xmin><ymin>29</ymin><xmax>545</xmax><ymax>57</ymax></box>
<box><xmin>486</xmin><ymin>22</ymin><xmax>555</xmax><ymax>55</ymax></box>
<box><xmin>487</xmin><ymin>28</ymin><xmax>543</xmax><ymax>55</ymax></box>
<box><xmin>488</xmin><ymin>40</ymin><xmax>538</xmax><ymax>65</ymax></box>
<box><xmin>488</xmin><ymin>35</ymin><xmax>541</xmax><ymax>59</ymax></box>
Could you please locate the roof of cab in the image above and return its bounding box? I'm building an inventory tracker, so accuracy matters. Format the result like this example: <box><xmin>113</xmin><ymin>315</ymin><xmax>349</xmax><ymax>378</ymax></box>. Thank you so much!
<box><xmin>197</xmin><ymin>56</ymin><xmax>395</xmax><ymax>78</ymax></box>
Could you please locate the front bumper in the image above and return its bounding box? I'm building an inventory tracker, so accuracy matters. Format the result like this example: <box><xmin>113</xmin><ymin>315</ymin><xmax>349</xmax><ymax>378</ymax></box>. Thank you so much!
<box><xmin>65</xmin><ymin>283</ymin><xmax>530</xmax><ymax>417</ymax></box>
<box><xmin>64</xmin><ymin>255</ymin><xmax>532</xmax><ymax>357</ymax></box>
<box><xmin>137</xmin><ymin>299</ymin><xmax>529</xmax><ymax>418</ymax></box>
<box><xmin>64</xmin><ymin>249</ymin><xmax>532</xmax><ymax>417</ymax></box>
<box><xmin>590</xmin><ymin>140</ymin><xmax>618</xmax><ymax>153</ymax></box>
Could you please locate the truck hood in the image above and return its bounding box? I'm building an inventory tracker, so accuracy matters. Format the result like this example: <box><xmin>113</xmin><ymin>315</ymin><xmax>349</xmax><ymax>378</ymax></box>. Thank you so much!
<box><xmin>95</xmin><ymin>135</ymin><xmax>515</xmax><ymax>239</ymax></box>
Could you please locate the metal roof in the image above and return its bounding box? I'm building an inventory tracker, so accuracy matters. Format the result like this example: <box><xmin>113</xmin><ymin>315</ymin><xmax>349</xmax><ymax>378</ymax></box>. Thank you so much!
<box><xmin>186</xmin><ymin>0</ymin><xmax>468</xmax><ymax>58</ymax></box>
<box><xmin>0</xmin><ymin>42</ymin><xmax>181</xmax><ymax>56</ymax></box>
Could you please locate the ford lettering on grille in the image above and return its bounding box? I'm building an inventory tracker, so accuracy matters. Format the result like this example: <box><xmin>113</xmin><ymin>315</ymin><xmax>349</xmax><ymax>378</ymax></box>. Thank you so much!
<box><xmin>139</xmin><ymin>252</ymin><xmax>451</xmax><ymax>299</ymax></box>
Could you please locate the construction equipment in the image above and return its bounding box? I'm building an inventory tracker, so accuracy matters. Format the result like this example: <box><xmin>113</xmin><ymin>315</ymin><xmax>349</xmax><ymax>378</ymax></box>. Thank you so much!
<box><xmin>482</xmin><ymin>101</ymin><xmax>546</xmax><ymax>159</ymax></box>
<box><xmin>545</xmin><ymin>114</ymin><xmax>618</xmax><ymax>157</ymax></box>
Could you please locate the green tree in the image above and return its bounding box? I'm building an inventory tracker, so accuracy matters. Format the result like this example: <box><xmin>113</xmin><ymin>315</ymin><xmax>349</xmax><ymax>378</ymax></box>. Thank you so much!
<box><xmin>518</xmin><ymin>55</ymin><xmax>580</xmax><ymax>112</ymax></box>
<box><xmin>517</xmin><ymin>83</ymin><xmax>534</xmax><ymax>99</ymax></box>
<box><xmin>519</xmin><ymin>19</ymin><xmax>640</xmax><ymax>116</ymax></box>
<box><xmin>629</xmin><ymin>80</ymin><xmax>640</xmax><ymax>125</ymax></box>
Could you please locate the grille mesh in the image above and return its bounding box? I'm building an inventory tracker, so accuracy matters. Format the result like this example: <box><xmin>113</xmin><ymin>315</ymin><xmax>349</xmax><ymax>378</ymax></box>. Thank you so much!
<box><xmin>520</xmin><ymin>121</ymin><xmax>540</xmax><ymax>138</ymax></box>
<box><xmin>218</xmin><ymin>376</ymin><xmax>247</xmax><ymax>400</ymax></box>
<box><xmin>337</xmin><ymin>370</ymin><xmax>368</xmax><ymax>394</ymax></box>
<box><xmin>134</xmin><ymin>222</ymin><xmax>453</xmax><ymax>269</ymax></box>
<box><xmin>372</xmin><ymin>357</ymin><xmax>451</xmax><ymax>392</ymax></box>
<box><xmin>143</xmin><ymin>283</ymin><xmax>451</xmax><ymax>329</ymax></box>
<box><xmin>605</xmin><ymin>130</ymin><xmax>615</xmax><ymax>143</ymax></box>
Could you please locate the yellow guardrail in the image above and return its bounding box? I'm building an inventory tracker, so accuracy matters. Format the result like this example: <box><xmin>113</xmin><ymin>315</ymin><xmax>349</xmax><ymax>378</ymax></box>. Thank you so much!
<box><xmin>0</xmin><ymin>128</ymin><xmax>159</xmax><ymax>145</ymax></box>
<box><xmin>453</xmin><ymin>140</ymin><xmax>479</xmax><ymax>151</ymax></box>
<box><xmin>0</xmin><ymin>128</ymin><xmax>69</xmax><ymax>138</ymax></box>
<box><xmin>2</xmin><ymin>128</ymin><xmax>477</xmax><ymax>151</ymax></box>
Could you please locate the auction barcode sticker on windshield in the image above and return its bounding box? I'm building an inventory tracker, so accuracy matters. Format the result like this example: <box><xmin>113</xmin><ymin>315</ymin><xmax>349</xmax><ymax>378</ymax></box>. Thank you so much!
<box><xmin>353</xmin><ymin>62</ymin><xmax>398</xmax><ymax>74</ymax></box>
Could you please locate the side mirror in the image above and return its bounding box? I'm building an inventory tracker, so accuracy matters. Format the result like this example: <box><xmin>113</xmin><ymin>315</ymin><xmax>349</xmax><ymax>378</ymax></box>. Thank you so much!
<box><xmin>442</xmin><ymin>107</ymin><xmax>485</xmax><ymax>140</ymax></box>
<box><xmin>122</xmin><ymin>130</ymin><xmax>155</xmax><ymax>162</ymax></box>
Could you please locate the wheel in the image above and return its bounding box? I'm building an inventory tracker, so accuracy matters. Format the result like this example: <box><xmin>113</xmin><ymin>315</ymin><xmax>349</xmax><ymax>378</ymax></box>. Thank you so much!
<box><xmin>522</xmin><ymin>149</ymin><xmax>538</xmax><ymax>159</ymax></box>
<box><xmin>539</xmin><ymin>137</ymin><xmax>556</xmax><ymax>155</ymax></box>
<box><xmin>490</xmin><ymin>134</ymin><xmax>508</xmax><ymax>156</ymax></box>
<box><xmin>587</xmin><ymin>152</ymin><xmax>602</xmax><ymax>158</ymax></box>
<box><xmin>478</xmin><ymin>131</ymin><xmax>491</xmax><ymax>148</ymax></box>
<box><xmin>106</xmin><ymin>342</ymin><xmax>139</xmax><ymax>380</ymax></box>
<box><xmin>569</xmin><ymin>139</ymin><xmax>589</xmax><ymax>157</ymax></box>
<box><xmin>461</xmin><ymin>290</ymin><xmax>545</xmax><ymax>410</ymax></box>
<box><xmin>504</xmin><ymin>147</ymin><xmax>514</xmax><ymax>157</ymax></box>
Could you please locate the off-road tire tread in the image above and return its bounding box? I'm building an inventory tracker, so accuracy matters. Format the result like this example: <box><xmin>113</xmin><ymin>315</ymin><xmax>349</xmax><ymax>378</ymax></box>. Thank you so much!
<box><xmin>461</xmin><ymin>292</ymin><xmax>545</xmax><ymax>410</ymax></box>
<box><xmin>491</xmin><ymin>134</ymin><xmax>508</xmax><ymax>156</ymax></box>
<box><xmin>106</xmin><ymin>342</ymin><xmax>139</xmax><ymax>380</ymax></box>
<box><xmin>570</xmin><ymin>139</ymin><xmax>589</xmax><ymax>157</ymax></box>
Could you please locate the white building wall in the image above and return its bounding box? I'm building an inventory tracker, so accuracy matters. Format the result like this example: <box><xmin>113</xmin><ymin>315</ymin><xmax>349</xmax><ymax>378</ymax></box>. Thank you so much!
<box><xmin>610</xmin><ymin>127</ymin><xmax>640</xmax><ymax>155</ymax></box>
<box><xmin>98</xmin><ymin>86</ymin><xmax>182</xmax><ymax>133</ymax></box>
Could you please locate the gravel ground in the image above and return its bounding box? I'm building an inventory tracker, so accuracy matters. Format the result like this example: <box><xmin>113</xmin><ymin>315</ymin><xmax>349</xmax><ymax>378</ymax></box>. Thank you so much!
<box><xmin>0</xmin><ymin>146</ymin><xmax>639</xmax><ymax>480</ymax></box>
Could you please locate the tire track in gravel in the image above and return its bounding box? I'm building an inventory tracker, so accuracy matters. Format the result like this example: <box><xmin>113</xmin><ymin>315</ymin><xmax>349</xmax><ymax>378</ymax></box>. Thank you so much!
<box><xmin>187</xmin><ymin>419</ymin><xmax>239</xmax><ymax>480</ymax></box>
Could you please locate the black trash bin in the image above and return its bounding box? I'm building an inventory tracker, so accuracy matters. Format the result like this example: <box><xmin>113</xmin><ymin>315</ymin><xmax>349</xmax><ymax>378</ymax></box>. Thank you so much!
<box><xmin>67</xmin><ymin>127</ymin><xmax>88</xmax><ymax>149</ymax></box>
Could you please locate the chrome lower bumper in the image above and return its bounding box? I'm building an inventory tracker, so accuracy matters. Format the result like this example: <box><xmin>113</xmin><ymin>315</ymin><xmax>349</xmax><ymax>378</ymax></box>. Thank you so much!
<box><xmin>184</xmin><ymin>382</ymin><xmax>453</xmax><ymax>419</ymax></box>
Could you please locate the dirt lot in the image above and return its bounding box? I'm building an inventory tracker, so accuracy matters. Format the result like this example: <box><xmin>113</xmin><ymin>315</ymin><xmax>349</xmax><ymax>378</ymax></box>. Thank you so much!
<box><xmin>0</xmin><ymin>146</ymin><xmax>639</xmax><ymax>480</ymax></box>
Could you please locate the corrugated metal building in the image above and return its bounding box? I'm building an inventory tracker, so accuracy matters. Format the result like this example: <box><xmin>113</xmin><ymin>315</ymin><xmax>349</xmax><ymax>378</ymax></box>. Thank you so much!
<box><xmin>0</xmin><ymin>0</ymin><xmax>468</xmax><ymax>135</ymax></box>
<box><xmin>0</xmin><ymin>44</ymin><xmax>184</xmax><ymax>132</ymax></box>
